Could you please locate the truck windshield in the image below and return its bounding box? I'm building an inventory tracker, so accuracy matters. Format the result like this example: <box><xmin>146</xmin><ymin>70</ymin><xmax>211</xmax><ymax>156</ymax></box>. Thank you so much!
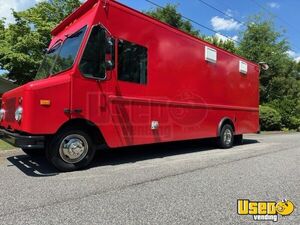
<box><xmin>35</xmin><ymin>26</ymin><xmax>87</xmax><ymax>80</ymax></box>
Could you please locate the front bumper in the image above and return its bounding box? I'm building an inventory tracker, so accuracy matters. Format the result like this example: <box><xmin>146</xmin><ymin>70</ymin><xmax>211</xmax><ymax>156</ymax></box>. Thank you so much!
<box><xmin>0</xmin><ymin>128</ymin><xmax>45</xmax><ymax>149</ymax></box>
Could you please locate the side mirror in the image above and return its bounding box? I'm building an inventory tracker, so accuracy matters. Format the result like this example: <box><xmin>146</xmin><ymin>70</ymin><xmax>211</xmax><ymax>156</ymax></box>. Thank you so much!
<box><xmin>105</xmin><ymin>34</ymin><xmax>115</xmax><ymax>71</ymax></box>
<box><xmin>258</xmin><ymin>62</ymin><xmax>269</xmax><ymax>71</ymax></box>
<box><xmin>105</xmin><ymin>37</ymin><xmax>114</xmax><ymax>54</ymax></box>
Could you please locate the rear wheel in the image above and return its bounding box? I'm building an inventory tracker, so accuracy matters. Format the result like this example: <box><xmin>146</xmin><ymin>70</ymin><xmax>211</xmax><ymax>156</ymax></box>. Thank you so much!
<box><xmin>217</xmin><ymin>124</ymin><xmax>234</xmax><ymax>149</ymax></box>
<box><xmin>46</xmin><ymin>129</ymin><xmax>96</xmax><ymax>172</ymax></box>
<box><xmin>22</xmin><ymin>148</ymin><xmax>45</xmax><ymax>156</ymax></box>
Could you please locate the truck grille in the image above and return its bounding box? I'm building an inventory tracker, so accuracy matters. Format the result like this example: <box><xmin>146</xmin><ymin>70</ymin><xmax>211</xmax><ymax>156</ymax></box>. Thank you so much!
<box><xmin>5</xmin><ymin>98</ymin><xmax>16</xmax><ymax>122</ymax></box>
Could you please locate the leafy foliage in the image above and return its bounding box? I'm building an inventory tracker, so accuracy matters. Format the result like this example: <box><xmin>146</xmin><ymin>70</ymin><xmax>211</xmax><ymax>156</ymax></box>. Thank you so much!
<box><xmin>259</xmin><ymin>105</ymin><xmax>282</xmax><ymax>131</ymax></box>
<box><xmin>237</xmin><ymin>16</ymin><xmax>300</xmax><ymax>130</ymax></box>
<box><xmin>268</xmin><ymin>98</ymin><xmax>300</xmax><ymax>129</ymax></box>
<box><xmin>0</xmin><ymin>0</ymin><xmax>81</xmax><ymax>84</ymax></box>
<box><xmin>145</xmin><ymin>4</ymin><xmax>200</xmax><ymax>37</ymax></box>
<box><xmin>238</xmin><ymin>17</ymin><xmax>297</xmax><ymax>103</ymax></box>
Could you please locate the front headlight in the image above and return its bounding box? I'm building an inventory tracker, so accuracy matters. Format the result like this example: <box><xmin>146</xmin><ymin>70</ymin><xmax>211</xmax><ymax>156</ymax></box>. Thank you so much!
<box><xmin>15</xmin><ymin>106</ymin><xmax>23</xmax><ymax>122</ymax></box>
<box><xmin>0</xmin><ymin>109</ymin><xmax>5</xmax><ymax>121</ymax></box>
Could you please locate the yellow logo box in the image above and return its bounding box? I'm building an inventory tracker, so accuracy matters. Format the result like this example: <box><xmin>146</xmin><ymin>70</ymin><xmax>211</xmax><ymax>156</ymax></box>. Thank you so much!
<box><xmin>238</xmin><ymin>199</ymin><xmax>295</xmax><ymax>216</ymax></box>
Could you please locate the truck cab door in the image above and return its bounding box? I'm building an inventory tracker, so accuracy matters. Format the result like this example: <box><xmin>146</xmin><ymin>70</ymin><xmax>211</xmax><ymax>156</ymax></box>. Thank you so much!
<box><xmin>70</xmin><ymin>25</ymin><xmax>114</xmax><ymax>122</ymax></box>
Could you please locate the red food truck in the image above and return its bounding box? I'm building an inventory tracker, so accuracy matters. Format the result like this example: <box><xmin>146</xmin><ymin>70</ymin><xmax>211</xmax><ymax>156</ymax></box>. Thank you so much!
<box><xmin>0</xmin><ymin>0</ymin><xmax>260</xmax><ymax>171</ymax></box>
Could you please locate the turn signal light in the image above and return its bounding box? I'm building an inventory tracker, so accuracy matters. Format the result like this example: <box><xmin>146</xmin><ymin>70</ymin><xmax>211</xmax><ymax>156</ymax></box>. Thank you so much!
<box><xmin>40</xmin><ymin>100</ymin><xmax>51</xmax><ymax>106</ymax></box>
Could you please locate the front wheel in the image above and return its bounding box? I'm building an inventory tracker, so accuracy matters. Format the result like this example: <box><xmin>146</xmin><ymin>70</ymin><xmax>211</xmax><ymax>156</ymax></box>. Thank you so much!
<box><xmin>217</xmin><ymin>124</ymin><xmax>234</xmax><ymax>149</ymax></box>
<box><xmin>46</xmin><ymin>129</ymin><xmax>96</xmax><ymax>172</ymax></box>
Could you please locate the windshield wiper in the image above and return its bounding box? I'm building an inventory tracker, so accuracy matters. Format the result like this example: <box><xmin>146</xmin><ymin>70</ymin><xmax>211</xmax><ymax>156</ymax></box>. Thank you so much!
<box><xmin>47</xmin><ymin>39</ymin><xmax>62</xmax><ymax>54</ymax></box>
<box><xmin>48</xmin><ymin>46</ymin><xmax>59</xmax><ymax>54</ymax></box>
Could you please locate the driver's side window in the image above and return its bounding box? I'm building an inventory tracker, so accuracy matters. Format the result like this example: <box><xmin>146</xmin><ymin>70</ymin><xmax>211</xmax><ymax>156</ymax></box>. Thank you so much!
<box><xmin>79</xmin><ymin>25</ymin><xmax>106</xmax><ymax>79</ymax></box>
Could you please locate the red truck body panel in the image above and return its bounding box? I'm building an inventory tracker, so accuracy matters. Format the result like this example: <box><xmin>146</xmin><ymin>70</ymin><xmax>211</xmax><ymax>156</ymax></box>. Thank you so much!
<box><xmin>0</xmin><ymin>0</ymin><xmax>259</xmax><ymax>148</ymax></box>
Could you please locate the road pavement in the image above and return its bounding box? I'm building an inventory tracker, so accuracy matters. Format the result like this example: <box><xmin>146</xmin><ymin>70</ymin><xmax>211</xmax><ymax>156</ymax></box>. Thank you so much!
<box><xmin>0</xmin><ymin>133</ymin><xmax>299</xmax><ymax>225</ymax></box>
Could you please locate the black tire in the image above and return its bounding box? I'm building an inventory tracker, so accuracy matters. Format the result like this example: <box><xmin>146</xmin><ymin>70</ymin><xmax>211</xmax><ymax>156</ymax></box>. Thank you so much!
<box><xmin>235</xmin><ymin>134</ymin><xmax>243</xmax><ymax>145</ymax></box>
<box><xmin>217</xmin><ymin>124</ymin><xmax>234</xmax><ymax>149</ymax></box>
<box><xmin>46</xmin><ymin>129</ymin><xmax>96</xmax><ymax>172</ymax></box>
<box><xmin>22</xmin><ymin>148</ymin><xmax>45</xmax><ymax>156</ymax></box>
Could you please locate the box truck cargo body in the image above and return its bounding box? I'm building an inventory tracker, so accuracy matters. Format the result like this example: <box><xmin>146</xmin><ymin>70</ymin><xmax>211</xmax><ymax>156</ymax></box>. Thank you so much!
<box><xmin>0</xmin><ymin>0</ymin><xmax>260</xmax><ymax>171</ymax></box>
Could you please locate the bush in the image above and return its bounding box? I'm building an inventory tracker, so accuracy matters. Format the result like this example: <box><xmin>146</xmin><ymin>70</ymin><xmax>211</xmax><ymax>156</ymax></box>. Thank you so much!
<box><xmin>268</xmin><ymin>99</ymin><xmax>300</xmax><ymax>129</ymax></box>
<box><xmin>259</xmin><ymin>105</ymin><xmax>282</xmax><ymax>131</ymax></box>
<box><xmin>289</xmin><ymin>117</ymin><xmax>300</xmax><ymax>131</ymax></box>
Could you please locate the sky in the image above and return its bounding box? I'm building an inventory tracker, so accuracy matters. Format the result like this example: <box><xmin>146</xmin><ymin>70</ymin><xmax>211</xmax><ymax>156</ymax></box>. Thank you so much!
<box><xmin>0</xmin><ymin>0</ymin><xmax>299</xmax><ymax>63</ymax></box>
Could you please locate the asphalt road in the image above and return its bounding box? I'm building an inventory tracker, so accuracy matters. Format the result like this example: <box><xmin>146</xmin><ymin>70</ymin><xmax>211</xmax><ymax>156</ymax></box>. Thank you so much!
<box><xmin>0</xmin><ymin>133</ymin><xmax>299</xmax><ymax>225</ymax></box>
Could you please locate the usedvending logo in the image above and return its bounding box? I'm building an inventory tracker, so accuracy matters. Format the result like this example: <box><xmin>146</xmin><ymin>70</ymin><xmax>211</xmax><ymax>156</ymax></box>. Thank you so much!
<box><xmin>237</xmin><ymin>199</ymin><xmax>295</xmax><ymax>222</ymax></box>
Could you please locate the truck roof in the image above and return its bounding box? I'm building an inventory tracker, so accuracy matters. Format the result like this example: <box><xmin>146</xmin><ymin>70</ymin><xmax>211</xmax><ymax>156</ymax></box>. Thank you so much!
<box><xmin>51</xmin><ymin>0</ymin><xmax>98</xmax><ymax>36</ymax></box>
<box><xmin>51</xmin><ymin>0</ymin><xmax>258</xmax><ymax>67</ymax></box>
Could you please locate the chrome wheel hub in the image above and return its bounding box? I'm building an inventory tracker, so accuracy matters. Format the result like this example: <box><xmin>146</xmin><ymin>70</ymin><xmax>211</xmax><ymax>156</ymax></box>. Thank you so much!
<box><xmin>59</xmin><ymin>134</ymin><xmax>88</xmax><ymax>164</ymax></box>
<box><xmin>224</xmin><ymin>129</ymin><xmax>232</xmax><ymax>145</ymax></box>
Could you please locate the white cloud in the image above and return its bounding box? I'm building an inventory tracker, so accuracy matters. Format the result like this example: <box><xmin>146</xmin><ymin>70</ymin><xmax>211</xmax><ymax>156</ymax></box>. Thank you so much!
<box><xmin>215</xmin><ymin>33</ymin><xmax>238</xmax><ymax>42</ymax></box>
<box><xmin>268</xmin><ymin>2</ymin><xmax>280</xmax><ymax>9</ymax></box>
<box><xmin>0</xmin><ymin>0</ymin><xmax>43</xmax><ymax>26</ymax></box>
<box><xmin>287</xmin><ymin>50</ymin><xmax>300</xmax><ymax>62</ymax></box>
<box><xmin>225</xmin><ymin>9</ymin><xmax>233</xmax><ymax>17</ymax></box>
<box><xmin>287</xmin><ymin>50</ymin><xmax>296</xmax><ymax>57</ymax></box>
<box><xmin>211</xmin><ymin>16</ymin><xmax>242</xmax><ymax>31</ymax></box>
<box><xmin>224</xmin><ymin>9</ymin><xmax>240</xmax><ymax>17</ymax></box>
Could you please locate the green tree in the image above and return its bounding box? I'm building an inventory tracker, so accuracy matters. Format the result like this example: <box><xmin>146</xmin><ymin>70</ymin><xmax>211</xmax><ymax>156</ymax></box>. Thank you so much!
<box><xmin>238</xmin><ymin>16</ymin><xmax>300</xmax><ymax>130</ymax></box>
<box><xmin>145</xmin><ymin>4</ymin><xmax>200</xmax><ymax>37</ymax></box>
<box><xmin>268</xmin><ymin>98</ymin><xmax>300</xmax><ymax>129</ymax></box>
<box><xmin>238</xmin><ymin>16</ymin><xmax>295</xmax><ymax>103</ymax></box>
<box><xmin>0</xmin><ymin>0</ymin><xmax>81</xmax><ymax>84</ymax></box>
<box><xmin>293</xmin><ymin>62</ymin><xmax>300</xmax><ymax>86</ymax></box>
<box><xmin>259</xmin><ymin>105</ymin><xmax>282</xmax><ymax>131</ymax></box>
